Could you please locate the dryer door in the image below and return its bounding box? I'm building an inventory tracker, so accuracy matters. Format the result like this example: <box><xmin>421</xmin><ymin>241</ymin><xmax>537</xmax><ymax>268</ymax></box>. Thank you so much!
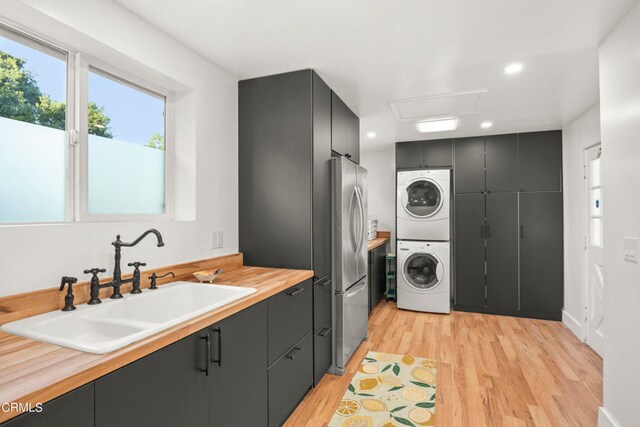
<box><xmin>402</xmin><ymin>253</ymin><xmax>444</xmax><ymax>290</ymax></box>
<box><xmin>401</xmin><ymin>178</ymin><xmax>444</xmax><ymax>218</ymax></box>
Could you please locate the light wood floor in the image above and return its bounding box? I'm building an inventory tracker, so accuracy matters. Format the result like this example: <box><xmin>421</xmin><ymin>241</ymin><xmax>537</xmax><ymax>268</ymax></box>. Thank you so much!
<box><xmin>286</xmin><ymin>301</ymin><xmax>603</xmax><ymax>427</ymax></box>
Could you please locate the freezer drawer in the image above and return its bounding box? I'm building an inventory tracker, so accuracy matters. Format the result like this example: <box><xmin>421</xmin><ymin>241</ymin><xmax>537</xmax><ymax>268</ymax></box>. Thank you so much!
<box><xmin>334</xmin><ymin>277</ymin><xmax>368</xmax><ymax>374</ymax></box>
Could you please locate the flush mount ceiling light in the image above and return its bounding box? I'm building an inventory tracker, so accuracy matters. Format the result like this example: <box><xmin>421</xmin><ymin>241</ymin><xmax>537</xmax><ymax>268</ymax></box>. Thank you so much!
<box><xmin>366</xmin><ymin>131</ymin><xmax>376</xmax><ymax>138</ymax></box>
<box><xmin>416</xmin><ymin>117</ymin><xmax>458</xmax><ymax>133</ymax></box>
<box><xmin>481</xmin><ymin>121</ymin><xmax>493</xmax><ymax>129</ymax></box>
<box><xmin>504</xmin><ymin>62</ymin><xmax>523</xmax><ymax>75</ymax></box>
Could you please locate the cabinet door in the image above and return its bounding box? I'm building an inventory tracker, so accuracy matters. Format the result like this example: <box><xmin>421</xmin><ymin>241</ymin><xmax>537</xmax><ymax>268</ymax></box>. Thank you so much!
<box><xmin>454</xmin><ymin>194</ymin><xmax>486</xmax><ymax>308</ymax></box>
<box><xmin>368</xmin><ymin>245</ymin><xmax>386</xmax><ymax>311</ymax></box>
<box><xmin>396</xmin><ymin>141</ymin><xmax>424</xmax><ymax>169</ymax></box>
<box><xmin>95</xmin><ymin>331</ymin><xmax>209</xmax><ymax>427</ymax></box>
<box><xmin>423</xmin><ymin>139</ymin><xmax>453</xmax><ymax>167</ymax></box>
<box><xmin>348</xmin><ymin>107</ymin><xmax>360</xmax><ymax>164</ymax></box>
<box><xmin>268</xmin><ymin>279</ymin><xmax>313</xmax><ymax>365</ymax></box>
<box><xmin>313</xmin><ymin>322</ymin><xmax>332</xmax><ymax>385</ymax></box>
<box><xmin>486</xmin><ymin>193</ymin><xmax>519</xmax><ymax>313</ymax></box>
<box><xmin>486</xmin><ymin>134</ymin><xmax>518</xmax><ymax>192</ymax></box>
<box><xmin>454</xmin><ymin>137</ymin><xmax>485</xmax><ymax>194</ymax></box>
<box><xmin>268</xmin><ymin>334</ymin><xmax>313</xmax><ymax>427</ymax></box>
<box><xmin>2</xmin><ymin>383</ymin><xmax>94</xmax><ymax>427</ymax></box>
<box><xmin>518</xmin><ymin>131</ymin><xmax>562</xmax><ymax>192</ymax></box>
<box><xmin>519</xmin><ymin>192</ymin><xmax>564</xmax><ymax>318</ymax></box>
<box><xmin>313</xmin><ymin>275</ymin><xmax>332</xmax><ymax>333</ymax></box>
<box><xmin>209</xmin><ymin>301</ymin><xmax>268</xmax><ymax>427</ymax></box>
<box><xmin>312</xmin><ymin>73</ymin><xmax>332</xmax><ymax>279</ymax></box>
<box><xmin>331</xmin><ymin>92</ymin><xmax>351</xmax><ymax>158</ymax></box>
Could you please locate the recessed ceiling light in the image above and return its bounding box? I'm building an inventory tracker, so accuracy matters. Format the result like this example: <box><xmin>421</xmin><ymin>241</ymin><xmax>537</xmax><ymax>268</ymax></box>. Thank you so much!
<box><xmin>416</xmin><ymin>117</ymin><xmax>458</xmax><ymax>133</ymax></box>
<box><xmin>366</xmin><ymin>131</ymin><xmax>376</xmax><ymax>138</ymax></box>
<box><xmin>504</xmin><ymin>62</ymin><xmax>523</xmax><ymax>75</ymax></box>
<box><xmin>481</xmin><ymin>121</ymin><xmax>493</xmax><ymax>129</ymax></box>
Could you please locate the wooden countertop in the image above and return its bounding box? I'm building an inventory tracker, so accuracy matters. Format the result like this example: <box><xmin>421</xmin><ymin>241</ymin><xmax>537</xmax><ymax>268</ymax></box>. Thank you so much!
<box><xmin>367</xmin><ymin>231</ymin><xmax>390</xmax><ymax>252</ymax></box>
<box><xmin>0</xmin><ymin>261</ymin><xmax>313</xmax><ymax>422</ymax></box>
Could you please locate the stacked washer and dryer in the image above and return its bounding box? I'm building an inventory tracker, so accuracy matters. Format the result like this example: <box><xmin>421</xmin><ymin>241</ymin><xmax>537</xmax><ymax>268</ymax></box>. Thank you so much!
<box><xmin>396</xmin><ymin>169</ymin><xmax>451</xmax><ymax>314</ymax></box>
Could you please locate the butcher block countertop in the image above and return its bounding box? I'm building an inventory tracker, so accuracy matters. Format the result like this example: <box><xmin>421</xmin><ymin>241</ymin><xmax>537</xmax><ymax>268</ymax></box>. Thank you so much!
<box><xmin>367</xmin><ymin>231</ymin><xmax>390</xmax><ymax>252</ymax></box>
<box><xmin>0</xmin><ymin>254</ymin><xmax>313</xmax><ymax>423</ymax></box>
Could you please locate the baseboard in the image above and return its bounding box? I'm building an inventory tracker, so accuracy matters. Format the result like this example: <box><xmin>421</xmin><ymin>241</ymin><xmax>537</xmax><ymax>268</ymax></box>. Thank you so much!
<box><xmin>562</xmin><ymin>310</ymin><xmax>584</xmax><ymax>341</ymax></box>
<box><xmin>598</xmin><ymin>407</ymin><xmax>619</xmax><ymax>427</ymax></box>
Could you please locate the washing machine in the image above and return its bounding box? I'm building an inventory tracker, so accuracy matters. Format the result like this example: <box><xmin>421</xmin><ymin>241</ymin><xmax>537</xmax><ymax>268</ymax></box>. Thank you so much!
<box><xmin>397</xmin><ymin>169</ymin><xmax>450</xmax><ymax>241</ymax></box>
<box><xmin>397</xmin><ymin>240</ymin><xmax>450</xmax><ymax>313</ymax></box>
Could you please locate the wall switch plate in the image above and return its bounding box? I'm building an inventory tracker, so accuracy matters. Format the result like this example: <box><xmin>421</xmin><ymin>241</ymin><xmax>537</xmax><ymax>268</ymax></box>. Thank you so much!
<box><xmin>623</xmin><ymin>237</ymin><xmax>639</xmax><ymax>263</ymax></box>
<box><xmin>210</xmin><ymin>231</ymin><xmax>223</xmax><ymax>249</ymax></box>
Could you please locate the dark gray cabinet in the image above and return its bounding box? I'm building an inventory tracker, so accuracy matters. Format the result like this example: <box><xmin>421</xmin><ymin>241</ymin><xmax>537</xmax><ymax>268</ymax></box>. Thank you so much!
<box><xmin>268</xmin><ymin>333</ymin><xmax>313</xmax><ymax>427</ymax></box>
<box><xmin>396</xmin><ymin>139</ymin><xmax>453</xmax><ymax>169</ymax></box>
<box><xmin>368</xmin><ymin>245</ymin><xmax>386</xmax><ymax>313</ymax></box>
<box><xmin>518</xmin><ymin>131</ymin><xmax>562</xmax><ymax>192</ymax></box>
<box><xmin>267</xmin><ymin>279</ymin><xmax>313</xmax><ymax>366</ymax></box>
<box><xmin>2</xmin><ymin>383</ymin><xmax>94</xmax><ymax>427</ymax></box>
<box><xmin>313</xmin><ymin>322</ymin><xmax>332</xmax><ymax>385</ymax></box>
<box><xmin>454</xmin><ymin>193</ymin><xmax>486</xmax><ymax>308</ymax></box>
<box><xmin>209</xmin><ymin>302</ymin><xmax>268</xmax><ymax>427</ymax></box>
<box><xmin>453</xmin><ymin>137</ymin><xmax>485</xmax><ymax>193</ymax></box>
<box><xmin>486</xmin><ymin>134</ymin><xmax>518</xmax><ymax>192</ymax></box>
<box><xmin>331</xmin><ymin>92</ymin><xmax>360</xmax><ymax>164</ymax></box>
<box><xmin>95</xmin><ymin>330</ymin><xmax>209</xmax><ymax>427</ymax></box>
<box><xmin>519</xmin><ymin>192</ymin><xmax>564</xmax><ymax>317</ymax></box>
<box><xmin>486</xmin><ymin>193</ymin><xmax>519</xmax><ymax>313</ymax></box>
<box><xmin>451</xmin><ymin>130</ymin><xmax>563</xmax><ymax>320</ymax></box>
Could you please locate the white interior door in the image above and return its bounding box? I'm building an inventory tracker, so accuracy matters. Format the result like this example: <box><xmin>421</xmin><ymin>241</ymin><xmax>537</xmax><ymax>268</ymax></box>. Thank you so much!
<box><xmin>585</xmin><ymin>144</ymin><xmax>604</xmax><ymax>357</ymax></box>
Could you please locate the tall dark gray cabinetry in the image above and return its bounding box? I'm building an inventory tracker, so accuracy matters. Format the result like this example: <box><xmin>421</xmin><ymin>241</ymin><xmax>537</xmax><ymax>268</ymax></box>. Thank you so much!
<box><xmin>239</xmin><ymin>70</ymin><xmax>359</xmax><ymax>387</ymax></box>
<box><xmin>453</xmin><ymin>131</ymin><xmax>563</xmax><ymax>320</ymax></box>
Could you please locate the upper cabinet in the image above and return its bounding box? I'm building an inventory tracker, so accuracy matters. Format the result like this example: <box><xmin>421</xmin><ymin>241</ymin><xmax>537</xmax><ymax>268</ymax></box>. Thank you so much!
<box><xmin>331</xmin><ymin>92</ymin><xmax>360</xmax><ymax>164</ymax></box>
<box><xmin>518</xmin><ymin>130</ymin><xmax>563</xmax><ymax>192</ymax></box>
<box><xmin>453</xmin><ymin>137</ymin><xmax>485</xmax><ymax>194</ymax></box>
<box><xmin>396</xmin><ymin>139</ymin><xmax>453</xmax><ymax>169</ymax></box>
<box><xmin>485</xmin><ymin>134</ymin><xmax>518</xmax><ymax>193</ymax></box>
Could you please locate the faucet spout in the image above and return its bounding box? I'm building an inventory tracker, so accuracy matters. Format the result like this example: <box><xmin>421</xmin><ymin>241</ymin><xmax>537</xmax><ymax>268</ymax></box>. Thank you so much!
<box><xmin>113</xmin><ymin>229</ymin><xmax>164</xmax><ymax>249</ymax></box>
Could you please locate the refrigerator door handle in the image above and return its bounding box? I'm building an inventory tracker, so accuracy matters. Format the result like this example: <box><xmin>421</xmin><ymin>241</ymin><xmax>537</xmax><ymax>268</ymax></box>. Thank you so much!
<box><xmin>354</xmin><ymin>186</ymin><xmax>365</xmax><ymax>254</ymax></box>
<box><xmin>346</xmin><ymin>280</ymin><xmax>368</xmax><ymax>297</ymax></box>
<box><xmin>349</xmin><ymin>187</ymin><xmax>358</xmax><ymax>252</ymax></box>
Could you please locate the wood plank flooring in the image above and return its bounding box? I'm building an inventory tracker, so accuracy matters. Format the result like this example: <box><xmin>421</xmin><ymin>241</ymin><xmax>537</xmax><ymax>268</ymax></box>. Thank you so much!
<box><xmin>286</xmin><ymin>301</ymin><xmax>603</xmax><ymax>427</ymax></box>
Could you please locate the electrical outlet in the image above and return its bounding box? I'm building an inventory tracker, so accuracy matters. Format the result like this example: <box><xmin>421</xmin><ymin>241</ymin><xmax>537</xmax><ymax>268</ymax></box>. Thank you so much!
<box><xmin>210</xmin><ymin>231</ymin><xmax>223</xmax><ymax>249</ymax></box>
<box><xmin>624</xmin><ymin>237</ymin><xmax>639</xmax><ymax>263</ymax></box>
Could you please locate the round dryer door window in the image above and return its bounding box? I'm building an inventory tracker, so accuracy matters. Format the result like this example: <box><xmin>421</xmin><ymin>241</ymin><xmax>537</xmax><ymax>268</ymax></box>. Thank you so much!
<box><xmin>403</xmin><ymin>253</ymin><xmax>442</xmax><ymax>290</ymax></box>
<box><xmin>402</xmin><ymin>179</ymin><xmax>443</xmax><ymax>218</ymax></box>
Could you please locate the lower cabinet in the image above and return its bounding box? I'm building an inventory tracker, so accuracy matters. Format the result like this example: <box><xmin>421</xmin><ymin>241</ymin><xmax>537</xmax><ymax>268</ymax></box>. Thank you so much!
<box><xmin>268</xmin><ymin>333</ymin><xmax>313</xmax><ymax>427</ymax></box>
<box><xmin>95</xmin><ymin>330</ymin><xmax>209</xmax><ymax>427</ymax></box>
<box><xmin>368</xmin><ymin>245</ymin><xmax>386</xmax><ymax>313</ymax></box>
<box><xmin>208</xmin><ymin>301</ymin><xmax>268</xmax><ymax>427</ymax></box>
<box><xmin>313</xmin><ymin>321</ymin><xmax>332</xmax><ymax>384</ymax></box>
<box><xmin>2</xmin><ymin>383</ymin><xmax>94</xmax><ymax>427</ymax></box>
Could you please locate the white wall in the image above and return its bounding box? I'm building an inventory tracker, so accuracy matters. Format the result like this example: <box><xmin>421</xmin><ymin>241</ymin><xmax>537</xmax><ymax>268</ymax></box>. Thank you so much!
<box><xmin>360</xmin><ymin>147</ymin><xmax>396</xmax><ymax>248</ymax></box>
<box><xmin>561</xmin><ymin>104</ymin><xmax>601</xmax><ymax>340</ymax></box>
<box><xmin>0</xmin><ymin>0</ymin><xmax>239</xmax><ymax>297</ymax></box>
<box><xmin>598</xmin><ymin>3</ymin><xmax>640</xmax><ymax>426</ymax></box>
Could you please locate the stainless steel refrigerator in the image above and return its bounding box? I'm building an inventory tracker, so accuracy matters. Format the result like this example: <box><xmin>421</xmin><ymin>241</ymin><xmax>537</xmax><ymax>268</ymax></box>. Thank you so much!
<box><xmin>330</xmin><ymin>157</ymin><xmax>368</xmax><ymax>375</ymax></box>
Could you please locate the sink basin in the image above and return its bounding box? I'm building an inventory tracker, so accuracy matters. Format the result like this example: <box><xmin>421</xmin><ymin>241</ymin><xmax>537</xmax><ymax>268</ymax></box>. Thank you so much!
<box><xmin>0</xmin><ymin>282</ymin><xmax>256</xmax><ymax>354</ymax></box>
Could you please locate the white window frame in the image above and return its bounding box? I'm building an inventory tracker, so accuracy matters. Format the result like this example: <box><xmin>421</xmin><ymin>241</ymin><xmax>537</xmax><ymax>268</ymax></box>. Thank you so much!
<box><xmin>0</xmin><ymin>20</ymin><xmax>174</xmax><ymax>225</ymax></box>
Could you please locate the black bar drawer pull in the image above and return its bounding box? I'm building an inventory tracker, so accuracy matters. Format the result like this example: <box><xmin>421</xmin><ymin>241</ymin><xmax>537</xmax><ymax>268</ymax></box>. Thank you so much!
<box><xmin>286</xmin><ymin>346</ymin><xmax>304</xmax><ymax>360</ymax></box>
<box><xmin>287</xmin><ymin>288</ymin><xmax>304</xmax><ymax>297</ymax></box>
<box><xmin>486</xmin><ymin>225</ymin><xmax>491</xmax><ymax>239</ymax></box>
<box><xmin>520</xmin><ymin>225</ymin><xmax>524</xmax><ymax>239</ymax></box>
<box><xmin>319</xmin><ymin>326</ymin><xmax>332</xmax><ymax>337</ymax></box>
<box><xmin>212</xmin><ymin>327</ymin><xmax>222</xmax><ymax>366</ymax></box>
<box><xmin>200</xmin><ymin>334</ymin><xmax>210</xmax><ymax>376</ymax></box>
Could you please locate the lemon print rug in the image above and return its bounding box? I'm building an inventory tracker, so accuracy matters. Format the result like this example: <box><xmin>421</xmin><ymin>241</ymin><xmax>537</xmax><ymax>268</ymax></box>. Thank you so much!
<box><xmin>329</xmin><ymin>351</ymin><xmax>436</xmax><ymax>427</ymax></box>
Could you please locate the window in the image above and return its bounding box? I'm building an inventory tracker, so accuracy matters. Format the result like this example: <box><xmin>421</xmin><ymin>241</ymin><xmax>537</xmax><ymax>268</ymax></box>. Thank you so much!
<box><xmin>86</xmin><ymin>69</ymin><xmax>166</xmax><ymax>216</ymax></box>
<box><xmin>0</xmin><ymin>27</ymin><xmax>68</xmax><ymax>223</ymax></box>
<box><xmin>0</xmin><ymin>24</ymin><xmax>171</xmax><ymax>224</ymax></box>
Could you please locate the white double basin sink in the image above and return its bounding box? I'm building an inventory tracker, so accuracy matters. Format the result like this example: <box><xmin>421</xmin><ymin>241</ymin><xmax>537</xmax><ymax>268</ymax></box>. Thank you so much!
<box><xmin>0</xmin><ymin>282</ymin><xmax>256</xmax><ymax>354</ymax></box>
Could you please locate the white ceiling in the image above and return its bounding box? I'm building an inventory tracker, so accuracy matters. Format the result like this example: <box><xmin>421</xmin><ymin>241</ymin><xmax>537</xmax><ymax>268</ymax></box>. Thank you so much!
<box><xmin>113</xmin><ymin>0</ymin><xmax>637</xmax><ymax>150</ymax></box>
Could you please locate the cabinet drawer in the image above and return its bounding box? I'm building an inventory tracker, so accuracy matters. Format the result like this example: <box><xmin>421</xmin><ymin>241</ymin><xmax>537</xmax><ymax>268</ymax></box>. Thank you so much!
<box><xmin>313</xmin><ymin>322</ymin><xmax>333</xmax><ymax>385</ymax></box>
<box><xmin>313</xmin><ymin>276</ymin><xmax>332</xmax><ymax>333</ymax></box>
<box><xmin>268</xmin><ymin>279</ymin><xmax>313</xmax><ymax>365</ymax></box>
<box><xmin>268</xmin><ymin>333</ymin><xmax>313</xmax><ymax>427</ymax></box>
